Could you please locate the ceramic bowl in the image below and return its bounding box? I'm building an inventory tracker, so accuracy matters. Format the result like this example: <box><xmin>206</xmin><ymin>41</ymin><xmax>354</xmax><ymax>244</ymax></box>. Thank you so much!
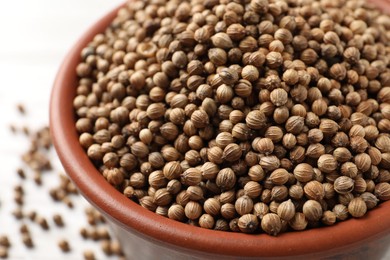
<box><xmin>50</xmin><ymin>1</ymin><xmax>390</xmax><ymax>259</ymax></box>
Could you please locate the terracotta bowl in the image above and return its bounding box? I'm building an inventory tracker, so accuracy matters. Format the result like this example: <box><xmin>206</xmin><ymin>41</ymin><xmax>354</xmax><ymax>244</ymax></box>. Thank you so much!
<box><xmin>50</xmin><ymin>1</ymin><xmax>390</xmax><ymax>259</ymax></box>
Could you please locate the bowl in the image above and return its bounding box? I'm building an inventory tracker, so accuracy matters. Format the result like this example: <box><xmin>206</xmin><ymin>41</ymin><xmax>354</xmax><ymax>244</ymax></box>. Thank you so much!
<box><xmin>50</xmin><ymin>1</ymin><xmax>390</xmax><ymax>259</ymax></box>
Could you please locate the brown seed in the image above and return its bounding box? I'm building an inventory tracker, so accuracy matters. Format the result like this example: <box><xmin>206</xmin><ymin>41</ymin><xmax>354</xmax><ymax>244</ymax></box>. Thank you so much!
<box><xmin>270</xmin><ymin>88</ymin><xmax>288</xmax><ymax>107</ymax></box>
<box><xmin>334</xmin><ymin>176</ymin><xmax>354</xmax><ymax>195</ymax></box>
<box><xmin>191</xmin><ymin>110</ymin><xmax>209</xmax><ymax>128</ymax></box>
<box><xmin>0</xmin><ymin>236</ymin><xmax>10</xmax><ymax>248</ymax></box>
<box><xmin>350</xmin><ymin>136</ymin><xmax>368</xmax><ymax>153</ymax></box>
<box><xmin>185</xmin><ymin>201</ymin><xmax>202</xmax><ymax>220</ymax></box>
<box><xmin>36</xmin><ymin>216</ymin><xmax>49</xmax><ymax>230</ymax></box>
<box><xmin>289</xmin><ymin>212</ymin><xmax>308</xmax><ymax>231</ymax></box>
<box><xmin>199</xmin><ymin>214</ymin><xmax>215</xmax><ymax>229</ymax></box>
<box><xmin>333</xmin><ymin>147</ymin><xmax>353</xmax><ymax>163</ymax></box>
<box><xmin>304</xmin><ymin>181</ymin><xmax>325</xmax><ymax>201</ymax></box>
<box><xmin>58</xmin><ymin>239</ymin><xmax>71</xmax><ymax>252</ymax></box>
<box><xmin>317</xmin><ymin>154</ymin><xmax>338</xmax><ymax>174</ymax></box>
<box><xmin>260</xmin><ymin>156</ymin><xmax>280</xmax><ymax>172</ymax></box>
<box><xmin>245</xmin><ymin>110</ymin><xmax>267</xmax><ymax>130</ymax></box>
<box><xmin>306</xmin><ymin>144</ymin><xmax>325</xmax><ymax>159</ymax></box>
<box><xmin>238</xmin><ymin>214</ymin><xmax>259</xmax><ymax>233</ymax></box>
<box><xmin>215</xmin><ymin>168</ymin><xmax>236</xmax><ymax>191</ymax></box>
<box><xmin>354</xmin><ymin>153</ymin><xmax>371</xmax><ymax>173</ymax></box>
<box><xmin>285</xmin><ymin>116</ymin><xmax>304</xmax><ymax>134</ymax></box>
<box><xmin>168</xmin><ymin>204</ymin><xmax>185</xmax><ymax>221</ymax></box>
<box><xmin>235</xmin><ymin>195</ymin><xmax>254</xmax><ymax>216</ymax></box>
<box><xmin>376</xmin><ymin>135</ymin><xmax>390</xmax><ymax>153</ymax></box>
<box><xmin>254</xmin><ymin>138</ymin><xmax>274</xmax><ymax>155</ymax></box>
<box><xmin>0</xmin><ymin>247</ymin><xmax>8</xmax><ymax>259</ymax></box>
<box><xmin>289</xmin><ymin>184</ymin><xmax>304</xmax><ymax>200</ymax></box>
<box><xmin>83</xmin><ymin>250</ymin><xmax>95</xmax><ymax>260</ymax></box>
<box><xmin>322</xmin><ymin>211</ymin><xmax>336</xmax><ymax>226</ymax></box>
<box><xmin>319</xmin><ymin>119</ymin><xmax>339</xmax><ymax>135</ymax></box>
<box><xmin>241</xmin><ymin>65</ymin><xmax>260</xmax><ymax>82</ymax></box>
<box><xmin>303</xmin><ymin>200</ymin><xmax>323</xmax><ymax>222</ymax></box>
<box><xmin>340</xmin><ymin>162</ymin><xmax>358</xmax><ymax>178</ymax></box>
<box><xmin>181</xmin><ymin>168</ymin><xmax>202</xmax><ymax>186</ymax></box>
<box><xmin>348</xmin><ymin>197</ymin><xmax>367</xmax><ymax>218</ymax></box>
<box><xmin>293</xmin><ymin>163</ymin><xmax>314</xmax><ymax>182</ymax></box>
<box><xmin>154</xmin><ymin>188</ymin><xmax>172</xmax><ymax>206</ymax></box>
<box><xmin>223</xmin><ymin>143</ymin><xmax>242</xmax><ymax>162</ymax></box>
<box><xmin>277</xmin><ymin>199</ymin><xmax>295</xmax><ymax>221</ymax></box>
<box><xmin>163</xmin><ymin>161</ymin><xmax>182</xmax><ymax>180</ymax></box>
<box><xmin>22</xmin><ymin>234</ymin><xmax>33</xmax><ymax>248</ymax></box>
<box><xmin>271</xmin><ymin>185</ymin><xmax>288</xmax><ymax>202</ymax></box>
<box><xmin>261</xmin><ymin>213</ymin><xmax>282</xmax><ymax>236</ymax></box>
<box><xmin>333</xmin><ymin>204</ymin><xmax>349</xmax><ymax>221</ymax></box>
<box><xmin>361</xmin><ymin>192</ymin><xmax>379</xmax><ymax>209</ymax></box>
<box><xmin>282</xmin><ymin>133</ymin><xmax>297</xmax><ymax>150</ymax></box>
<box><xmin>269</xmin><ymin>169</ymin><xmax>289</xmax><ymax>185</ymax></box>
<box><xmin>53</xmin><ymin>214</ymin><xmax>64</xmax><ymax>227</ymax></box>
<box><xmin>375</xmin><ymin>183</ymin><xmax>390</xmax><ymax>201</ymax></box>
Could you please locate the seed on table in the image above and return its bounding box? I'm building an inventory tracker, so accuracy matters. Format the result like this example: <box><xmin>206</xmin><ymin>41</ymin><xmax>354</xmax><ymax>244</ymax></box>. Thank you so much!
<box><xmin>22</xmin><ymin>234</ymin><xmax>33</xmax><ymax>248</ymax></box>
<box><xmin>22</xmin><ymin>126</ymin><xmax>30</xmax><ymax>136</ymax></box>
<box><xmin>33</xmin><ymin>172</ymin><xmax>42</xmax><ymax>186</ymax></box>
<box><xmin>83</xmin><ymin>250</ymin><xmax>95</xmax><ymax>260</ymax></box>
<box><xmin>0</xmin><ymin>236</ymin><xmax>10</xmax><ymax>248</ymax></box>
<box><xmin>17</xmin><ymin>103</ymin><xmax>26</xmax><ymax>115</ymax></box>
<box><xmin>0</xmin><ymin>247</ymin><xmax>7</xmax><ymax>259</ymax></box>
<box><xmin>58</xmin><ymin>239</ymin><xmax>71</xmax><ymax>252</ymax></box>
<box><xmin>97</xmin><ymin>227</ymin><xmax>110</xmax><ymax>240</ymax></box>
<box><xmin>16</xmin><ymin>168</ymin><xmax>25</xmax><ymax>179</ymax></box>
<box><xmin>101</xmin><ymin>240</ymin><xmax>111</xmax><ymax>255</ymax></box>
<box><xmin>36</xmin><ymin>216</ymin><xmax>49</xmax><ymax>230</ymax></box>
<box><xmin>19</xmin><ymin>224</ymin><xmax>29</xmax><ymax>234</ymax></box>
<box><xmin>53</xmin><ymin>214</ymin><xmax>64</xmax><ymax>227</ymax></box>
<box><xmin>12</xmin><ymin>208</ymin><xmax>23</xmax><ymax>220</ymax></box>
<box><xmin>9</xmin><ymin>124</ymin><xmax>17</xmax><ymax>133</ymax></box>
<box><xmin>27</xmin><ymin>211</ymin><xmax>36</xmax><ymax>221</ymax></box>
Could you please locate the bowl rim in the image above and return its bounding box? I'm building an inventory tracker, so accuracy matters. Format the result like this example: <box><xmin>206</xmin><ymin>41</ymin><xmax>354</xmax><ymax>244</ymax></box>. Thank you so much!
<box><xmin>50</xmin><ymin>1</ymin><xmax>390</xmax><ymax>258</ymax></box>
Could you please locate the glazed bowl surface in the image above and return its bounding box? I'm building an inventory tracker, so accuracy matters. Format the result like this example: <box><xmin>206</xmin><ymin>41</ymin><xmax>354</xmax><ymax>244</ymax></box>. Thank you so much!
<box><xmin>50</xmin><ymin>1</ymin><xmax>390</xmax><ymax>259</ymax></box>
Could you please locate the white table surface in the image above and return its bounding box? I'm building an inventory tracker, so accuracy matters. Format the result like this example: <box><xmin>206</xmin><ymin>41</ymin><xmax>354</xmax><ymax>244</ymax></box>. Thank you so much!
<box><xmin>1</xmin><ymin>1</ymin><xmax>390</xmax><ymax>260</ymax></box>
<box><xmin>0</xmin><ymin>1</ymin><xmax>123</xmax><ymax>259</ymax></box>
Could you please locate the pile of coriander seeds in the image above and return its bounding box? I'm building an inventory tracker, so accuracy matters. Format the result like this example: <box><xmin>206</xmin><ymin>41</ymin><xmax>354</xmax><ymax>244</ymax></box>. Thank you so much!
<box><xmin>74</xmin><ymin>0</ymin><xmax>390</xmax><ymax>235</ymax></box>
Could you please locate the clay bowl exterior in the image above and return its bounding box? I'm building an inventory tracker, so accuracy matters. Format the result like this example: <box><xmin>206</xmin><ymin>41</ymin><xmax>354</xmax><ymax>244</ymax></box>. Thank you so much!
<box><xmin>50</xmin><ymin>1</ymin><xmax>390</xmax><ymax>259</ymax></box>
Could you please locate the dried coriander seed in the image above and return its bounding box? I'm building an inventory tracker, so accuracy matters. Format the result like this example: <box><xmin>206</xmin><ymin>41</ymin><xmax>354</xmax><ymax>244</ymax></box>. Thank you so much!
<box><xmin>348</xmin><ymin>198</ymin><xmax>367</xmax><ymax>218</ymax></box>
<box><xmin>58</xmin><ymin>239</ymin><xmax>71</xmax><ymax>252</ymax></box>
<box><xmin>0</xmin><ymin>247</ymin><xmax>7</xmax><ymax>259</ymax></box>
<box><xmin>303</xmin><ymin>200</ymin><xmax>323</xmax><ymax>222</ymax></box>
<box><xmin>261</xmin><ymin>213</ymin><xmax>282</xmax><ymax>236</ymax></box>
<box><xmin>238</xmin><ymin>214</ymin><xmax>258</xmax><ymax>233</ymax></box>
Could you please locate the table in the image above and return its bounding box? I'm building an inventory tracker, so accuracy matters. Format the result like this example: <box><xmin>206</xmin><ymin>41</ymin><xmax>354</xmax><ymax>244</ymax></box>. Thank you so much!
<box><xmin>0</xmin><ymin>1</ymin><xmax>123</xmax><ymax>259</ymax></box>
